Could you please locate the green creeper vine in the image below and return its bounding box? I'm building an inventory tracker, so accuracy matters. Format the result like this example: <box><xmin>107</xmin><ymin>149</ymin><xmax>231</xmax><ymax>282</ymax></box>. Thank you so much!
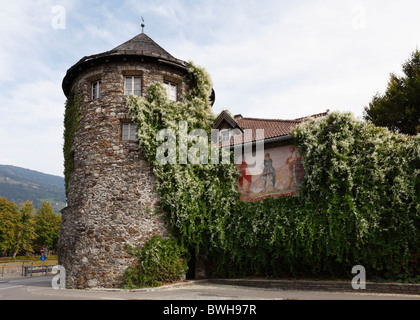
<box><xmin>125</xmin><ymin>62</ymin><xmax>419</xmax><ymax>285</ymax></box>
<box><xmin>292</xmin><ymin>112</ymin><xmax>420</xmax><ymax>279</ymax></box>
<box><xmin>63</xmin><ymin>95</ymin><xmax>82</xmax><ymax>197</ymax></box>
<box><xmin>128</xmin><ymin>62</ymin><xmax>239</xmax><ymax>255</ymax></box>
<box><xmin>124</xmin><ymin>62</ymin><xmax>239</xmax><ymax>287</ymax></box>
<box><xmin>214</xmin><ymin>113</ymin><xmax>419</xmax><ymax>281</ymax></box>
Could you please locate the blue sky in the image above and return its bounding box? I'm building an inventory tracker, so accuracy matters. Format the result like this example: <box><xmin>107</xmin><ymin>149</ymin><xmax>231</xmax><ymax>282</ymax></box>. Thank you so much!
<box><xmin>1</xmin><ymin>0</ymin><xmax>420</xmax><ymax>177</ymax></box>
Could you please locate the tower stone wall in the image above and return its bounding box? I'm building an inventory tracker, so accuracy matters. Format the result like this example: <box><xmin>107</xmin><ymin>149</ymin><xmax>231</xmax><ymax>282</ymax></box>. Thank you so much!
<box><xmin>58</xmin><ymin>35</ymin><xmax>190</xmax><ymax>288</ymax></box>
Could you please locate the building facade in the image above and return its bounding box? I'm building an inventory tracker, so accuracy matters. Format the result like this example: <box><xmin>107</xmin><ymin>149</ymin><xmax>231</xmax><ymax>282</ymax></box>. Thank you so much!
<box><xmin>59</xmin><ymin>29</ymin><xmax>328</xmax><ymax>288</ymax></box>
<box><xmin>214</xmin><ymin>111</ymin><xmax>328</xmax><ymax>202</ymax></box>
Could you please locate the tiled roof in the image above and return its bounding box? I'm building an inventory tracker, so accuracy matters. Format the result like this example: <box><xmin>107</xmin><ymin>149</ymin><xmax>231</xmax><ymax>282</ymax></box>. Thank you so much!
<box><xmin>236</xmin><ymin>118</ymin><xmax>301</xmax><ymax>142</ymax></box>
<box><xmin>215</xmin><ymin>111</ymin><xmax>329</xmax><ymax>146</ymax></box>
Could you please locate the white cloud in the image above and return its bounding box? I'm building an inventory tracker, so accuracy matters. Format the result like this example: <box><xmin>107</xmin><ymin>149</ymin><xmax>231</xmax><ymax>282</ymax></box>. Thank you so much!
<box><xmin>163</xmin><ymin>0</ymin><xmax>420</xmax><ymax>120</ymax></box>
<box><xmin>0</xmin><ymin>0</ymin><xmax>78</xmax><ymax>176</ymax></box>
<box><xmin>1</xmin><ymin>0</ymin><xmax>420</xmax><ymax>176</ymax></box>
<box><xmin>0</xmin><ymin>77</ymin><xmax>65</xmax><ymax>176</ymax></box>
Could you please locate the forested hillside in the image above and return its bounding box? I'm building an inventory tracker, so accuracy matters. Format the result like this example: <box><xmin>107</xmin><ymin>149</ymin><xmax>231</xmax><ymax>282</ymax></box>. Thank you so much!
<box><xmin>0</xmin><ymin>165</ymin><xmax>66</xmax><ymax>213</ymax></box>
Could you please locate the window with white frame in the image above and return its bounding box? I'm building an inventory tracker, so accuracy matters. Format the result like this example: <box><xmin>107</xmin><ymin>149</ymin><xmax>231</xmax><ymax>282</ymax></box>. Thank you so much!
<box><xmin>92</xmin><ymin>80</ymin><xmax>102</xmax><ymax>99</ymax></box>
<box><xmin>122</xmin><ymin>123</ymin><xmax>137</xmax><ymax>141</ymax></box>
<box><xmin>220</xmin><ymin>129</ymin><xmax>230</xmax><ymax>143</ymax></box>
<box><xmin>125</xmin><ymin>76</ymin><xmax>141</xmax><ymax>96</ymax></box>
<box><xmin>163</xmin><ymin>81</ymin><xmax>177</xmax><ymax>101</ymax></box>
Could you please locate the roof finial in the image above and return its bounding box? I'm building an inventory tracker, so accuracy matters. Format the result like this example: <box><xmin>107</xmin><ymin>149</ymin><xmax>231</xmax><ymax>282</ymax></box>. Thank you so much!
<box><xmin>141</xmin><ymin>16</ymin><xmax>145</xmax><ymax>33</ymax></box>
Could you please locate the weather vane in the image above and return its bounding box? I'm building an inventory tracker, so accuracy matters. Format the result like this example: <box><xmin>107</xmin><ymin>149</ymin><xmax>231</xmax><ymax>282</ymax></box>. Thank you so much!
<box><xmin>141</xmin><ymin>16</ymin><xmax>145</xmax><ymax>33</ymax></box>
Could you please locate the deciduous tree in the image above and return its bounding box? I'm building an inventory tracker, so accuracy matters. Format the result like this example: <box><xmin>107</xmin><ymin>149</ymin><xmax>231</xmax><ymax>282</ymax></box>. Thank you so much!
<box><xmin>364</xmin><ymin>49</ymin><xmax>420</xmax><ymax>135</ymax></box>
<box><xmin>0</xmin><ymin>198</ymin><xmax>36</xmax><ymax>257</ymax></box>
<box><xmin>33</xmin><ymin>202</ymin><xmax>61</xmax><ymax>253</ymax></box>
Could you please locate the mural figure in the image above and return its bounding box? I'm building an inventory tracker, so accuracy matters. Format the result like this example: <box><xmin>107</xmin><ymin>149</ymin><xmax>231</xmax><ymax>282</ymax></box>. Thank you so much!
<box><xmin>262</xmin><ymin>153</ymin><xmax>276</xmax><ymax>192</ymax></box>
<box><xmin>238</xmin><ymin>145</ymin><xmax>305</xmax><ymax>202</ymax></box>
<box><xmin>285</xmin><ymin>146</ymin><xmax>302</xmax><ymax>189</ymax></box>
<box><xmin>239</xmin><ymin>160</ymin><xmax>252</xmax><ymax>193</ymax></box>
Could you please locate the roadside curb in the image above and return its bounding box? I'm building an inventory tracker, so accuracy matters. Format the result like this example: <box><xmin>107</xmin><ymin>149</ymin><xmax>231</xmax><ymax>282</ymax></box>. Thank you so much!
<box><xmin>208</xmin><ymin>279</ymin><xmax>420</xmax><ymax>296</ymax></box>
<box><xmin>90</xmin><ymin>278</ymin><xmax>420</xmax><ymax>296</ymax></box>
<box><xmin>90</xmin><ymin>279</ymin><xmax>207</xmax><ymax>293</ymax></box>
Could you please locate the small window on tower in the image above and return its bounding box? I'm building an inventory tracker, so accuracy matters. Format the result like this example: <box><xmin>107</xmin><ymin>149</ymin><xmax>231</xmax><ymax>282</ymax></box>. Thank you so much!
<box><xmin>122</xmin><ymin>123</ymin><xmax>137</xmax><ymax>141</ymax></box>
<box><xmin>92</xmin><ymin>80</ymin><xmax>102</xmax><ymax>99</ymax></box>
<box><xmin>125</xmin><ymin>77</ymin><xmax>141</xmax><ymax>96</ymax></box>
<box><xmin>163</xmin><ymin>81</ymin><xmax>177</xmax><ymax>101</ymax></box>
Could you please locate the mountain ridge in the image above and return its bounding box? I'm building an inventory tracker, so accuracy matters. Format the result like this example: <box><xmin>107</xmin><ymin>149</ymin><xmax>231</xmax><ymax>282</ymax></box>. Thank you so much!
<box><xmin>0</xmin><ymin>164</ymin><xmax>66</xmax><ymax>213</ymax></box>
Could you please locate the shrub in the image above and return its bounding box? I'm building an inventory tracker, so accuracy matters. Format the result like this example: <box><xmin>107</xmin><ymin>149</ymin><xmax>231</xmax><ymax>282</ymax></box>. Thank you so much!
<box><xmin>123</xmin><ymin>236</ymin><xmax>189</xmax><ymax>289</ymax></box>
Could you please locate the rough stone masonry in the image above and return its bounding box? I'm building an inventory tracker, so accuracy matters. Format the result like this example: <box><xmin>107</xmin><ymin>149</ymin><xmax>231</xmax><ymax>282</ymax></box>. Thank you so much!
<box><xmin>58</xmin><ymin>32</ymin><xmax>191</xmax><ymax>288</ymax></box>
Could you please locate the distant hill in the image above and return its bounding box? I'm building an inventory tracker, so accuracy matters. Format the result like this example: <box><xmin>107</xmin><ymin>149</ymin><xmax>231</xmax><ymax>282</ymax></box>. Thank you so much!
<box><xmin>0</xmin><ymin>165</ymin><xmax>66</xmax><ymax>214</ymax></box>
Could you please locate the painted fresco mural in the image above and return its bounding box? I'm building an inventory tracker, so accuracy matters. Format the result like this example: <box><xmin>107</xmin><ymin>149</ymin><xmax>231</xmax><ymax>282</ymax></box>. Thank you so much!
<box><xmin>238</xmin><ymin>144</ymin><xmax>305</xmax><ymax>202</ymax></box>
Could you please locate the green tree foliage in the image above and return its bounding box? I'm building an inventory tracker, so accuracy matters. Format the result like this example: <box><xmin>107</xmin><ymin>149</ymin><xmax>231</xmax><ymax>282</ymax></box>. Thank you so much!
<box><xmin>0</xmin><ymin>197</ymin><xmax>19</xmax><ymax>254</ymax></box>
<box><xmin>11</xmin><ymin>201</ymin><xmax>36</xmax><ymax>257</ymax></box>
<box><xmin>33</xmin><ymin>202</ymin><xmax>62</xmax><ymax>252</ymax></box>
<box><xmin>364</xmin><ymin>49</ymin><xmax>420</xmax><ymax>135</ymax></box>
<box><xmin>0</xmin><ymin>198</ymin><xmax>61</xmax><ymax>256</ymax></box>
<box><xmin>0</xmin><ymin>198</ymin><xmax>36</xmax><ymax>257</ymax></box>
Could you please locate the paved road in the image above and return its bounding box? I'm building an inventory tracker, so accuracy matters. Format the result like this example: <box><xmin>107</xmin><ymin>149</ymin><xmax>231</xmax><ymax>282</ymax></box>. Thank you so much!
<box><xmin>0</xmin><ymin>276</ymin><xmax>419</xmax><ymax>301</ymax></box>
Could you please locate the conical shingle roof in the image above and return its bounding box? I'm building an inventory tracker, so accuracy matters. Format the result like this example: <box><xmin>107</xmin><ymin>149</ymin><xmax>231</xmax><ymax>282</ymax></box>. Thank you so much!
<box><xmin>113</xmin><ymin>33</ymin><xmax>175</xmax><ymax>59</ymax></box>
<box><xmin>62</xmin><ymin>32</ymin><xmax>187</xmax><ymax>97</ymax></box>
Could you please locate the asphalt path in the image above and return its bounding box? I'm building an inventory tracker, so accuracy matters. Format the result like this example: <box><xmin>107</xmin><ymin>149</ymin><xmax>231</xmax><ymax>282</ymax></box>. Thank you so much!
<box><xmin>0</xmin><ymin>276</ymin><xmax>419</xmax><ymax>301</ymax></box>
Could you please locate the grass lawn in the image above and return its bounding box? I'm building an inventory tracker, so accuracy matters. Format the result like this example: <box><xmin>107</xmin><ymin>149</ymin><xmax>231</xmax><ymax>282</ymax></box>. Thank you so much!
<box><xmin>0</xmin><ymin>255</ymin><xmax>58</xmax><ymax>266</ymax></box>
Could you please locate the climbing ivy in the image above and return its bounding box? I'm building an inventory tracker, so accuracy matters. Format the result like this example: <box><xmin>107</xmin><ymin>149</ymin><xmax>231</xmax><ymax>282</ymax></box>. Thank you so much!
<box><xmin>63</xmin><ymin>95</ymin><xmax>82</xmax><ymax>197</ymax></box>
<box><xmin>126</xmin><ymin>62</ymin><xmax>419</xmax><ymax>284</ymax></box>
<box><xmin>213</xmin><ymin>112</ymin><xmax>419</xmax><ymax>281</ymax></box>
<box><xmin>292</xmin><ymin>112</ymin><xmax>420</xmax><ymax>279</ymax></box>
<box><xmin>127</xmin><ymin>62</ymin><xmax>239</xmax><ymax>254</ymax></box>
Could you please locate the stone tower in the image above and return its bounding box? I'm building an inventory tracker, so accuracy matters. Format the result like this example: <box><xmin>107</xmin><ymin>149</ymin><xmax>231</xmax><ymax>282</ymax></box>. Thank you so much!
<box><xmin>59</xmin><ymin>31</ymin><xmax>191</xmax><ymax>288</ymax></box>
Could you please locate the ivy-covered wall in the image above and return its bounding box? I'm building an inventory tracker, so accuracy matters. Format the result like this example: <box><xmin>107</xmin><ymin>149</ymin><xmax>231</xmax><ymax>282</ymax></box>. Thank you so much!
<box><xmin>63</xmin><ymin>95</ymin><xmax>81</xmax><ymax>196</ymax></box>
<box><xmin>214</xmin><ymin>113</ymin><xmax>419</xmax><ymax>281</ymax></box>
<box><xmin>128</xmin><ymin>62</ymin><xmax>239</xmax><ymax>255</ymax></box>
<box><xmin>126</xmin><ymin>63</ymin><xmax>419</xmax><ymax>286</ymax></box>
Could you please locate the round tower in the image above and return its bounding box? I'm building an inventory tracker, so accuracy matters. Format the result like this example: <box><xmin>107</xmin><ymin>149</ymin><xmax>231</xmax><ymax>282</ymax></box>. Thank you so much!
<box><xmin>59</xmin><ymin>31</ymin><xmax>190</xmax><ymax>288</ymax></box>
